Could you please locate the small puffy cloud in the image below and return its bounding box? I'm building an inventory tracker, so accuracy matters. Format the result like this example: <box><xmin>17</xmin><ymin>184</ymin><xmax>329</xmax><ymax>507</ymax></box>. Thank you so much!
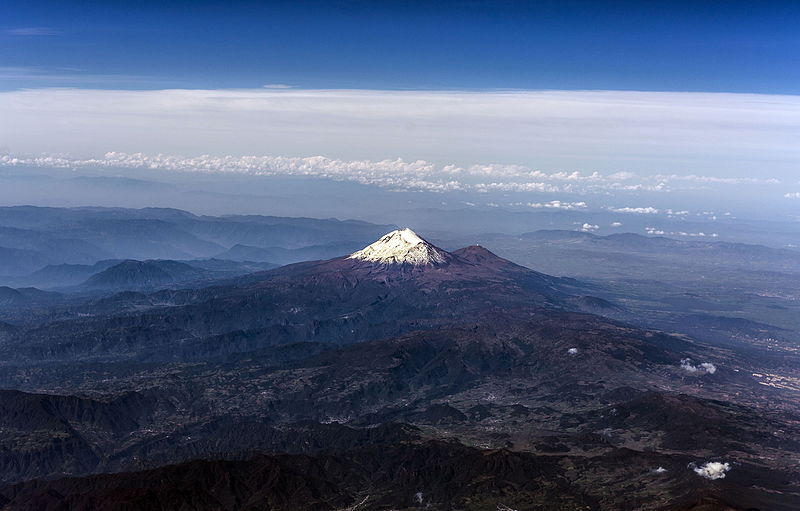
<box><xmin>580</xmin><ymin>223</ymin><xmax>599</xmax><ymax>232</ymax></box>
<box><xmin>785</xmin><ymin>192</ymin><xmax>800</xmax><ymax>199</ymax></box>
<box><xmin>473</xmin><ymin>182</ymin><xmax>560</xmax><ymax>193</ymax></box>
<box><xmin>610</xmin><ymin>206</ymin><xmax>659</xmax><ymax>214</ymax></box>
<box><xmin>567</xmin><ymin>347</ymin><xmax>579</xmax><ymax>355</ymax></box>
<box><xmin>699</xmin><ymin>362</ymin><xmax>717</xmax><ymax>373</ymax></box>
<box><xmin>689</xmin><ymin>461</ymin><xmax>731</xmax><ymax>480</ymax></box>
<box><xmin>674</xmin><ymin>231</ymin><xmax>718</xmax><ymax>237</ymax></box>
<box><xmin>652</xmin><ymin>466</ymin><xmax>668</xmax><ymax>474</ymax></box>
<box><xmin>527</xmin><ymin>200</ymin><xmax>587</xmax><ymax>210</ymax></box>
<box><xmin>608</xmin><ymin>171</ymin><xmax>636</xmax><ymax>180</ymax></box>
<box><xmin>680</xmin><ymin>358</ymin><xmax>717</xmax><ymax>374</ymax></box>
<box><xmin>610</xmin><ymin>222</ymin><xmax>623</xmax><ymax>227</ymax></box>
<box><xmin>647</xmin><ymin>227</ymin><xmax>718</xmax><ymax>238</ymax></box>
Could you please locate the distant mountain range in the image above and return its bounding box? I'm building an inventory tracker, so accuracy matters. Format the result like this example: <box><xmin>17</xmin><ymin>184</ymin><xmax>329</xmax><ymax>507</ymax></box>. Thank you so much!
<box><xmin>0</xmin><ymin>206</ymin><xmax>395</xmax><ymax>279</ymax></box>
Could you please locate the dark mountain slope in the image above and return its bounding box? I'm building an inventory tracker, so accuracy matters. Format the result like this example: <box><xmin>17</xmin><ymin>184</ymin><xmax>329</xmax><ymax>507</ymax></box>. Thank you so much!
<box><xmin>82</xmin><ymin>260</ymin><xmax>211</xmax><ymax>290</ymax></box>
<box><xmin>0</xmin><ymin>236</ymin><xmax>583</xmax><ymax>363</ymax></box>
<box><xmin>0</xmin><ymin>390</ymin><xmax>164</xmax><ymax>485</ymax></box>
<box><xmin>0</xmin><ymin>315</ymin><xmax>796</xmax><ymax>506</ymax></box>
<box><xmin>1</xmin><ymin>440</ymin><xmax>789</xmax><ymax>511</ymax></box>
<box><xmin>0</xmin><ymin>287</ymin><xmax>61</xmax><ymax>310</ymax></box>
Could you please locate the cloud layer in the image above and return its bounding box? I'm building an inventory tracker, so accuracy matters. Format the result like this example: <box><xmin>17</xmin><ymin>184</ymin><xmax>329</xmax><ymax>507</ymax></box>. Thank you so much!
<box><xmin>0</xmin><ymin>150</ymin><xmax>786</xmax><ymax>199</ymax></box>
<box><xmin>0</xmin><ymin>88</ymin><xmax>798</xmax><ymax>183</ymax></box>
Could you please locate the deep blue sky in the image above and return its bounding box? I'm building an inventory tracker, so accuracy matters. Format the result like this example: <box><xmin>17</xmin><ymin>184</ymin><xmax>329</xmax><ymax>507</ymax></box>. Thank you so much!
<box><xmin>1</xmin><ymin>0</ymin><xmax>799</xmax><ymax>93</ymax></box>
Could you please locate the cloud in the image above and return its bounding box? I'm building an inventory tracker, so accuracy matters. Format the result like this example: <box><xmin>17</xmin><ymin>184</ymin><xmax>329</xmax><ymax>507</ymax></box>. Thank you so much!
<box><xmin>526</xmin><ymin>200</ymin><xmax>587</xmax><ymax>210</ymax></box>
<box><xmin>0</xmin><ymin>88</ymin><xmax>796</xmax><ymax>187</ymax></box>
<box><xmin>610</xmin><ymin>207</ymin><xmax>659</xmax><ymax>214</ymax></box>
<box><xmin>610</xmin><ymin>222</ymin><xmax>623</xmax><ymax>227</ymax></box>
<box><xmin>580</xmin><ymin>223</ymin><xmax>599</xmax><ymax>232</ymax></box>
<box><xmin>785</xmin><ymin>192</ymin><xmax>800</xmax><ymax>199</ymax></box>
<box><xmin>646</xmin><ymin>227</ymin><xmax>718</xmax><ymax>238</ymax></box>
<box><xmin>17</xmin><ymin>150</ymin><xmax>769</xmax><ymax>202</ymax></box>
<box><xmin>472</xmin><ymin>182</ymin><xmax>560</xmax><ymax>193</ymax></box>
<box><xmin>652</xmin><ymin>467</ymin><xmax>668</xmax><ymax>474</ymax></box>
<box><xmin>0</xmin><ymin>89</ymin><xmax>795</xmax><ymax>200</ymax></box>
<box><xmin>680</xmin><ymin>358</ymin><xmax>717</xmax><ymax>374</ymax></box>
<box><xmin>674</xmin><ymin>232</ymin><xmax>718</xmax><ymax>237</ymax></box>
<box><xmin>689</xmin><ymin>461</ymin><xmax>731</xmax><ymax>480</ymax></box>
<box><xmin>567</xmin><ymin>347</ymin><xmax>579</xmax><ymax>355</ymax></box>
<box><xmin>7</xmin><ymin>27</ymin><xmax>58</xmax><ymax>36</ymax></box>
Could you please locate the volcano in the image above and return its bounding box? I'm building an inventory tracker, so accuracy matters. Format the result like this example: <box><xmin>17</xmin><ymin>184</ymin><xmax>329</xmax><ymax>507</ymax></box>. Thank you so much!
<box><xmin>1</xmin><ymin>229</ymin><xmax>583</xmax><ymax>364</ymax></box>
<box><xmin>348</xmin><ymin>228</ymin><xmax>453</xmax><ymax>266</ymax></box>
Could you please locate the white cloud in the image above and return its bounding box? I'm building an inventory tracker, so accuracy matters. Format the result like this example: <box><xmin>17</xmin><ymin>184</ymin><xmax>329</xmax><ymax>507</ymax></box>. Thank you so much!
<box><xmin>701</xmin><ymin>363</ymin><xmax>717</xmax><ymax>373</ymax></box>
<box><xmin>0</xmin><ymin>152</ymin><xmax>468</xmax><ymax>193</ymax></box>
<box><xmin>610</xmin><ymin>222</ymin><xmax>623</xmax><ymax>227</ymax></box>
<box><xmin>527</xmin><ymin>200</ymin><xmax>587</xmax><ymax>210</ymax></box>
<box><xmin>785</xmin><ymin>192</ymin><xmax>800</xmax><ymax>199</ymax></box>
<box><xmin>652</xmin><ymin>467</ymin><xmax>668</xmax><ymax>474</ymax></box>
<box><xmin>610</xmin><ymin>206</ymin><xmax>659</xmax><ymax>214</ymax></box>
<box><xmin>646</xmin><ymin>227</ymin><xmax>719</xmax><ymax>238</ymax></box>
<box><xmin>580</xmin><ymin>223</ymin><xmax>599</xmax><ymax>232</ymax></box>
<box><xmin>0</xmin><ymin>149</ymin><xmax>682</xmax><ymax>195</ymax></box>
<box><xmin>674</xmin><ymin>231</ymin><xmax>718</xmax><ymax>237</ymax></box>
<box><xmin>680</xmin><ymin>359</ymin><xmax>717</xmax><ymax>374</ymax></box>
<box><xmin>689</xmin><ymin>461</ymin><xmax>731</xmax><ymax>480</ymax></box>
<box><xmin>472</xmin><ymin>182</ymin><xmax>560</xmax><ymax>193</ymax></box>
<box><xmin>0</xmin><ymin>88</ymin><xmax>796</xmax><ymax>186</ymax></box>
<box><xmin>567</xmin><ymin>347</ymin><xmax>579</xmax><ymax>355</ymax></box>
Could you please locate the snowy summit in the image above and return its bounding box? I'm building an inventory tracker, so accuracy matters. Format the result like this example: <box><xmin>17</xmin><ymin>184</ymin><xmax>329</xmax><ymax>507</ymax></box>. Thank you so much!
<box><xmin>348</xmin><ymin>228</ymin><xmax>452</xmax><ymax>266</ymax></box>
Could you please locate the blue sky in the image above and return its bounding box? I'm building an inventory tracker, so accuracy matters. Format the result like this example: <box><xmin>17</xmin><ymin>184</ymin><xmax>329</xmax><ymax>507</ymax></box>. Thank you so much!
<box><xmin>2</xmin><ymin>0</ymin><xmax>800</xmax><ymax>92</ymax></box>
<box><xmin>1</xmin><ymin>1</ymin><xmax>799</xmax><ymax>221</ymax></box>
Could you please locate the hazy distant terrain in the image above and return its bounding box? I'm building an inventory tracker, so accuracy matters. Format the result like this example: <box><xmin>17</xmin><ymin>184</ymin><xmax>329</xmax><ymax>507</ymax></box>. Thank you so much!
<box><xmin>0</xmin><ymin>206</ymin><xmax>394</xmax><ymax>287</ymax></box>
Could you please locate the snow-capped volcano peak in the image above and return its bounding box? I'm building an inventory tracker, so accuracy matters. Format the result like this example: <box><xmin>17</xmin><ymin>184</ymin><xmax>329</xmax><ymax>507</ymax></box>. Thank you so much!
<box><xmin>348</xmin><ymin>228</ymin><xmax>452</xmax><ymax>266</ymax></box>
